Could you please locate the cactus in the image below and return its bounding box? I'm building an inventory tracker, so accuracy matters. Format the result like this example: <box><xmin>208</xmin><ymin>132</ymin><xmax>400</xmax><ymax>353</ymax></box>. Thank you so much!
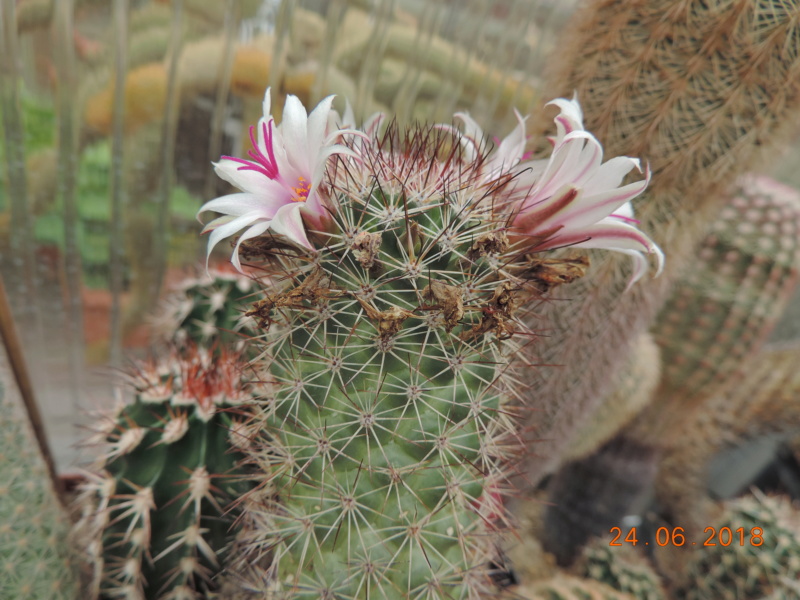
<box><xmin>152</xmin><ymin>269</ymin><xmax>258</xmax><ymax>351</ymax></box>
<box><xmin>514</xmin><ymin>574</ymin><xmax>635</xmax><ymax>600</ymax></box>
<box><xmin>561</xmin><ymin>331</ymin><xmax>661</xmax><ymax>463</ymax></box>
<box><xmin>654</xmin><ymin>342</ymin><xmax>800</xmax><ymax>545</ymax></box>
<box><xmin>652</xmin><ymin>175</ymin><xmax>800</xmax><ymax>403</ymax></box>
<box><xmin>223</xmin><ymin>138</ymin><xmax>533</xmax><ymax>599</ymax></box>
<box><xmin>575</xmin><ymin>541</ymin><xmax>666</xmax><ymax>600</ymax></box>
<box><xmin>0</xmin><ymin>378</ymin><xmax>80</xmax><ymax>600</ymax></box>
<box><xmin>664</xmin><ymin>493</ymin><xmax>800</xmax><ymax>599</ymax></box>
<box><xmin>193</xmin><ymin>79</ymin><xmax>663</xmax><ymax>597</ymax></box>
<box><xmin>516</xmin><ymin>0</ymin><xmax>800</xmax><ymax>488</ymax></box>
<box><xmin>74</xmin><ymin>347</ymin><xmax>256</xmax><ymax>600</ymax></box>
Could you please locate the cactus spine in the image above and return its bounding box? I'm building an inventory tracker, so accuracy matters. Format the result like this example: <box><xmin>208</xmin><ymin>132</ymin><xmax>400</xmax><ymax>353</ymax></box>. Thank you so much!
<box><xmin>75</xmin><ymin>347</ymin><xmax>255</xmax><ymax>600</ymax></box>
<box><xmin>0</xmin><ymin>378</ymin><xmax>80</xmax><ymax>600</ymax></box>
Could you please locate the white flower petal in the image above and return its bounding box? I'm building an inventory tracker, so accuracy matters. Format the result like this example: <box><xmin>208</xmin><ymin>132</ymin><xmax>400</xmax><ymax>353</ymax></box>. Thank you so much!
<box><xmin>204</xmin><ymin>212</ymin><xmax>261</xmax><ymax>268</ymax></box>
<box><xmin>493</xmin><ymin>109</ymin><xmax>527</xmax><ymax>171</ymax></box>
<box><xmin>584</xmin><ymin>156</ymin><xmax>642</xmax><ymax>192</ymax></box>
<box><xmin>306</xmin><ymin>94</ymin><xmax>336</xmax><ymax>160</ymax></box>
<box><xmin>281</xmin><ymin>95</ymin><xmax>310</xmax><ymax>173</ymax></box>
<box><xmin>198</xmin><ymin>193</ymin><xmax>275</xmax><ymax>220</ymax></box>
<box><xmin>213</xmin><ymin>159</ymin><xmax>279</xmax><ymax>196</ymax></box>
<box><xmin>269</xmin><ymin>202</ymin><xmax>312</xmax><ymax>249</ymax></box>
<box><xmin>230</xmin><ymin>221</ymin><xmax>272</xmax><ymax>273</ymax></box>
<box><xmin>547</xmin><ymin>93</ymin><xmax>583</xmax><ymax>138</ymax></box>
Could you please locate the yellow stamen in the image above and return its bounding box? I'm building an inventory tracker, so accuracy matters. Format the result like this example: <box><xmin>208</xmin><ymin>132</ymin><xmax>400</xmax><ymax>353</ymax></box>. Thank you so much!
<box><xmin>291</xmin><ymin>177</ymin><xmax>311</xmax><ymax>202</ymax></box>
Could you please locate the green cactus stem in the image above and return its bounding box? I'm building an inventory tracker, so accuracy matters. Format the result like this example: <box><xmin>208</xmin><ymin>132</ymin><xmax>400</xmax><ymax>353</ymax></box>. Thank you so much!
<box><xmin>75</xmin><ymin>347</ymin><xmax>257</xmax><ymax>600</ymax></box>
<box><xmin>152</xmin><ymin>268</ymin><xmax>258</xmax><ymax>351</ymax></box>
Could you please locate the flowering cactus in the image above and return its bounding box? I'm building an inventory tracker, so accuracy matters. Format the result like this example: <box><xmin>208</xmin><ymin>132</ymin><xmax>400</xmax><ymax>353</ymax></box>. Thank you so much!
<box><xmin>198</xmin><ymin>89</ymin><xmax>662</xmax><ymax>598</ymax></box>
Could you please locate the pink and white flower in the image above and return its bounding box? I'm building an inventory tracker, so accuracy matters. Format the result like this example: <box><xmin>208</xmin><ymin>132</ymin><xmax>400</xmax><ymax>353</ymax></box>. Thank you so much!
<box><xmin>197</xmin><ymin>88</ymin><xmax>359</xmax><ymax>272</ymax></box>
<box><xmin>451</xmin><ymin>109</ymin><xmax>528</xmax><ymax>181</ymax></box>
<box><xmin>504</xmin><ymin>96</ymin><xmax>664</xmax><ymax>286</ymax></box>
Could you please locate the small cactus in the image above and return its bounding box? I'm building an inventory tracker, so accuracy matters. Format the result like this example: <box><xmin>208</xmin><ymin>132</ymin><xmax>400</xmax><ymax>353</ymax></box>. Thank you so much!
<box><xmin>515</xmin><ymin>574</ymin><xmax>635</xmax><ymax>600</ymax></box>
<box><xmin>667</xmin><ymin>493</ymin><xmax>800</xmax><ymax>600</ymax></box>
<box><xmin>153</xmin><ymin>268</ymin><xmax>258</xmax><ymax>350</ymax></box>
<box><xmin>75</xmin><ymin>346</ymin><xmax>257</xmax><ymax>600</ymax></box>
<box><xmin>0</xmin><ymin>379</ymin><xmax>80</xmax><ymax>600</ymax></box>
<box><xmin>576</xmin><ymin>540</ymin><xmax>666</xmax><ymax>600</ymax></box>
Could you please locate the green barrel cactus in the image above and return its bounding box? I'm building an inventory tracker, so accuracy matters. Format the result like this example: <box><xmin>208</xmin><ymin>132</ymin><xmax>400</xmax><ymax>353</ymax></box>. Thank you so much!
<box><xmin>196</xmin><ymin>87</ymin><xmax>662</xmax><ymax>598</ymax></box>
<box><xmin>0</xmin><ymin>379</ymin><xmax>80</xmax><ymax>600</ymax></box>
<box><xmin>153</xmin><ymin>268</ymin><xmax>258</xmax><ymax>350</ymax></box>
<box><xmin>74</xmin><ymin>347</ymin><xmax>257</xmax><ymax>600</ymax></box>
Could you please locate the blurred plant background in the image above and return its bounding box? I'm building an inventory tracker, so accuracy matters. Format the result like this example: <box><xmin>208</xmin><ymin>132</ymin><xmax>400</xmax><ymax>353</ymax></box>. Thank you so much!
<box><xmin>0</xmin><ymin>0</ymin><xmax>578</xmax><ymax>470</ymax></box>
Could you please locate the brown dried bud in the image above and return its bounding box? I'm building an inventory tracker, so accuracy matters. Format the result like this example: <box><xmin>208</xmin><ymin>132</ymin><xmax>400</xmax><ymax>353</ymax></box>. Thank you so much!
<box><xmin>350</xmin><ymin>231</ymin><xmax>382</xmax><ymax>270</ymax></box>
<box><xmin>525</xmin><ymin>255</ymin><xmax>590</xmax><ymax>292</ymax></box>
<box><xmin>421</xmin><ymin>279</ymin><xmax>465</xmax><ymax>332</ymax></box>
<box><xmin>468</xmin><ymin>232</ymin><xmax>509</xmax><ymax>260</ymax></box>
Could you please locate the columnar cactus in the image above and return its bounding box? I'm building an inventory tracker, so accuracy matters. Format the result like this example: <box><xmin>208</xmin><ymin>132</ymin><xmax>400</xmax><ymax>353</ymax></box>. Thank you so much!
<box><xmin>519</xmin><ymin>0</ymin><xmax>800</xmax><ymax>486</ymax></box>
<box><xmin>652</xmin><ymin>175</ymin><xmax>800</xmax><ymax>404</ymax></box>
<box><xmin>195</xmin><ymin>89</ymin><xmax>662</xmax><ymax>598</ymax></box>
<box><xmin>75</xmin><ymin>347</ymin><xmax>256</xmax><ymax>600</ymax></box>
<box><xmin>0</xmin><ymin>379</ymin><xmax>80</xmax><ymax>600</ymax></box>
